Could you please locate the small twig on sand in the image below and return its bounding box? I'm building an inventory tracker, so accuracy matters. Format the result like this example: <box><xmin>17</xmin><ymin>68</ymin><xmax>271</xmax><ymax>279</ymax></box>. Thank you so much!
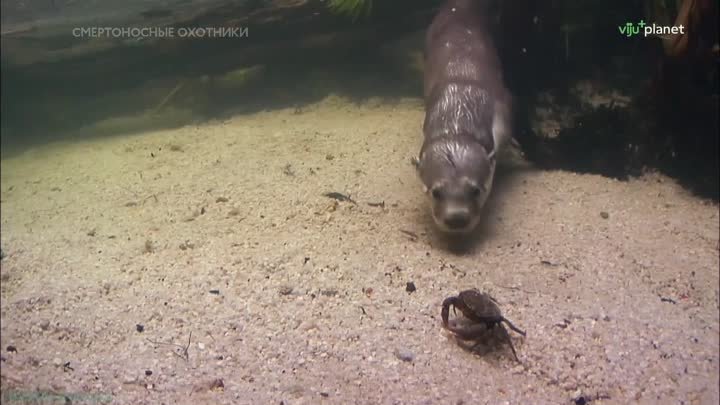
<box><xmin>323</xmin><ymin>192</ymin><xmax>357</xmax><ymax>205</ymax></box>
<box><xmin>146</xmin><ymin>331</ymin><xmax>192</xmax><ymax>361</ymax></box>
<box><xmin>399</xmin><ymin>229</ymin><xmax>418</xmax><ymax>241</ymax></box>
<box><xmin>495</xmin><ymin>284</ymin><xmax>536</xmax><ymax>294</ymax></box>
<box><xmin>119</xmin><ymin>185</ymin><xmax>160</xmax><ymax>204</ymax></box>
<box><xmin>142</xmin><ymin>193</ymin><xmax>159</xmax><ymax>203</ymax></box>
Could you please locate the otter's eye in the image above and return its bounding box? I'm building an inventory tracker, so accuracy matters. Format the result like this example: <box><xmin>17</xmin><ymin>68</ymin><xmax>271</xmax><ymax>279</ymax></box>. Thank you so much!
<box><xmin>469</xmin><ymin>184</ymin><xmax>483</xmax><ymax>198</ymax></box>
<box><xmin>431</xmin><ymin>187</ymin><xmax>443</xmax><ymax>200</ymax></box>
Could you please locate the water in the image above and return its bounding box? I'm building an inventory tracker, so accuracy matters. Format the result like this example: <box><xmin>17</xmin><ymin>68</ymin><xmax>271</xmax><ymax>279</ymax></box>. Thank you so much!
<box><xmin>1</xmin><ymin>1</ymin><xmax>718</xmax><ymax>404</ymax></box>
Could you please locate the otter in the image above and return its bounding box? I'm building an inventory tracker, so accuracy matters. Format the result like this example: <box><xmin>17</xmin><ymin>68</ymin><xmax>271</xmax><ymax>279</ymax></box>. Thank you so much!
<box><xmin>413</xmin><ymin>0</ymin><xmax>512</xmax><ymax>234</ymax></box>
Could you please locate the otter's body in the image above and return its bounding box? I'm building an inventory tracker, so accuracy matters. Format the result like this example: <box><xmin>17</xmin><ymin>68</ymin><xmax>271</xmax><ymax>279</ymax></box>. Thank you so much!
<box><xmin>415</xmin><ymin>0</ymin><xmax>512</xmax><ymax>233</ymax></box>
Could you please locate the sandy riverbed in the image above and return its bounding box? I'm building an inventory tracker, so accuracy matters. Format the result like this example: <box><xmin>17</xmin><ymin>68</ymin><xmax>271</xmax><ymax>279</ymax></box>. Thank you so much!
<box><xmin>1</xmin><ymin>95</ymin><xmax>718</xmax><ymax>404</ymax></box>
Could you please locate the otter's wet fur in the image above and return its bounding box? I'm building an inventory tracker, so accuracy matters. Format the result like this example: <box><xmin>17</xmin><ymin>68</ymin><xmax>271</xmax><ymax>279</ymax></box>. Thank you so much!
<box><xmin>413</xmin><ymin>0</ymin><xmax>512</xmax><ymax>234</ymax></box>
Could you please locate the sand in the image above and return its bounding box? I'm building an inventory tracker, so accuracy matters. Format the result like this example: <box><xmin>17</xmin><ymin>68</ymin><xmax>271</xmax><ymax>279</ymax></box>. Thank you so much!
<box><xmin>1</xmin><ymin>95</ymin><xmax>718</xmax><ymax>405</ymax></box>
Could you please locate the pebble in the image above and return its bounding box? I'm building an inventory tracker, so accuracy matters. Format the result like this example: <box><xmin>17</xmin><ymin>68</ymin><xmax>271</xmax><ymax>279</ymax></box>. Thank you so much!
<box><xmin>395</xmin><ymin>348</ymin><xmax>415</xmax><ymax>362</ymax></box>
<box><xmin>53</xmin><ymin>358</ymin><xmax>62</xmax><ymax>366</ymax></box>
<box><xmin>298</xmin><ymin>321</ymin><xmax>318</xmax><ymax>331</ymax></box>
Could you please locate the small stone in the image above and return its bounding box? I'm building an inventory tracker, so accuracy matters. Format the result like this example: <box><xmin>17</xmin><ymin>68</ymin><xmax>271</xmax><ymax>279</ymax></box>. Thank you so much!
<box><xmin>145</xmin><ymin>370</ymin><xmax>153</xmax><ymax>376</ymax></box>
<box><xmin>53</xmin><ymin>358</ymin><xmax>62</xmax><ymax>366</ymax></box>
<box><xmin>198</xmin><ymin>342</ymin><xmax>206</xmax><ymax>350</ymax></box>
<box><xmin>6</xmin><ymin>346</ymin><xmax>17</xmax><ymax>353</ymax></box>
<box><xmin>600</xmin><ymin>211</ymin><xmax>609</xmax><ymax>219</ymax></box>
<box><xmin>39</xmin><ymin>320</ymin><xmax>50</xmax><ymax>331</ymax></box>
<box><xmin>395</xmin><ymin>348</ymin><xmax>415</xmax><ymax>362</ymax></box>
<box><xmin>136</xmin><ymin>324</ymin><xmax>145</xmax><ymax>333</ymax></box>
<box><xmin>406</xmin><ymin>282</ymin><xmax>416</xmax><ymax>293</ymax></box>
<box><xmin>298</xmin><ymin>321</ymin><xmax>318</xmax><ymax>332</ymax></box>
<box><xmin>279</xmin><ymin>286</ymin><xmax>294</xmax><ymax>295</ymax></box>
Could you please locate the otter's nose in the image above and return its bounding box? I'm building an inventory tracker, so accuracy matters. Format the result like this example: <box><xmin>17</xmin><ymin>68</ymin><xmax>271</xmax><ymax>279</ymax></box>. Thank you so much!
<box><xmin>444</xmin><ymin>212</ymin><xmax>470</xmax><ymax>229</ymax></box>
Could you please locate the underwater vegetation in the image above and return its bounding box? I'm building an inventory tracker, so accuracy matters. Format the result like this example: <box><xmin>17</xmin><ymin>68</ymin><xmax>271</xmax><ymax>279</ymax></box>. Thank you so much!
<box><xmin>326</xmin><ymin>0</ymin><xmax>374</xmax><ymax>21</ymax></box>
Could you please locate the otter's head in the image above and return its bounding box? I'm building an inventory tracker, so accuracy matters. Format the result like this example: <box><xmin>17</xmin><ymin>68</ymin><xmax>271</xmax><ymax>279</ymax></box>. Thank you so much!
<box><xmin>413</xmin><ymin>135</ymin><xmax>496</xmax><ymax>234</ymax></box>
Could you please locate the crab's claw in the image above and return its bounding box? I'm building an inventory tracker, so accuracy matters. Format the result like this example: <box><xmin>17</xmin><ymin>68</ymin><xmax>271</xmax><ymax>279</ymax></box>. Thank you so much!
<box><xmin>441</xmin><ymin>296</ymin><xmax>457</xmax><ymax>328</ymax></box>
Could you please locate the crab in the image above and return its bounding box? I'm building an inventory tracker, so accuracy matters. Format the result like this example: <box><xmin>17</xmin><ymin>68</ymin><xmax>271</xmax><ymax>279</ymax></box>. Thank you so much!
<box><xmin>441</xmin><ymin>289</ymin><xmax>526</xmax><ymax>361</ymax></box>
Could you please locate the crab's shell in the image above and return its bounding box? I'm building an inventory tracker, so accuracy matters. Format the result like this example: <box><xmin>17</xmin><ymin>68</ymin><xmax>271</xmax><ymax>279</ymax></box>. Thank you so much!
<box><xmin>457</xmin><ymin>289</ymin><xmax>503</xmax><ymax>321</ymax></box>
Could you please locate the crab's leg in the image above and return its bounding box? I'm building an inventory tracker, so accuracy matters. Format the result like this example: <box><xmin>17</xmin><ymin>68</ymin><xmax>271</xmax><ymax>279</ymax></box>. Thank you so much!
<box><xmin>497</xmin><ymin>324</ymin><xmax>521</xmax><ymax>362</ymax></box>
<box><xmin>501</xmin><ymin>317</ymin><xmax>526</xmax><ymax>336</ymax></box>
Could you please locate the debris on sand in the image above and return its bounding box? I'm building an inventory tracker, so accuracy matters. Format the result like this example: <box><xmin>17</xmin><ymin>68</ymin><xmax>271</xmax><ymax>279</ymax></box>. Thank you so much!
<box><xmin>322</xmin><ymin>192</ymin><xmax>357</xmax><ymax>205</ymax></box>
<box><xmin>395</xmin><ymin>348</ymin><xmax>415</xmax><ymax>362</ymax></box>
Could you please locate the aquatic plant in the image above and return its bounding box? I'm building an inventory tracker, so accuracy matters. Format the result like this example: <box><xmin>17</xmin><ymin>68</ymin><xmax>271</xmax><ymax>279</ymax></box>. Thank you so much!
<box><xmin>326</xmin><ymin>0</ymin><xmax>373</xmax><ymax>21</ymax></box>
